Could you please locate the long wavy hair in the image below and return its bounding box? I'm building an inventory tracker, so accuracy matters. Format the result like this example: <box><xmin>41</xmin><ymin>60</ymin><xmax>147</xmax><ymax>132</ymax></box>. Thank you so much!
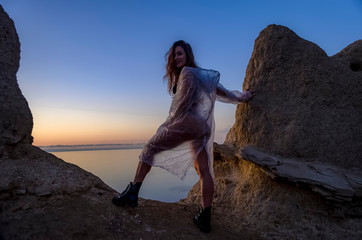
<box><xmin>164</xmin><ymin>40</ymin><xmax>198</xmax><ymax>94</ymax></box>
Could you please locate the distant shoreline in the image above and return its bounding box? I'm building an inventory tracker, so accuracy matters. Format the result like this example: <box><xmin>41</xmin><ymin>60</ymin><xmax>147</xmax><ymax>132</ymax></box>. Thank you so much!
<box><xmin>38</xmin><ymin>143</ymin><xmax>145</xmax><ymax>153</ymax></box>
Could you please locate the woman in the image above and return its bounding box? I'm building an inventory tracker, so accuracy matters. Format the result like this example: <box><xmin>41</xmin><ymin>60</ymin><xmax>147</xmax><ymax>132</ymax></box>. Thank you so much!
<box><xmin>112</xmin><ymin>40</ymin><xmax>253</xmax><ymax>233</ymax></box>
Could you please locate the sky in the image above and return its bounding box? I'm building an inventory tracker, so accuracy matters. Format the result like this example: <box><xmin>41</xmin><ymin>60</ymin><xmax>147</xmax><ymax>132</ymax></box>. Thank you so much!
<box><xmin>1</xmin><ymin>0</ymin><xmax>361</xmax><ymax>146</ymax></box>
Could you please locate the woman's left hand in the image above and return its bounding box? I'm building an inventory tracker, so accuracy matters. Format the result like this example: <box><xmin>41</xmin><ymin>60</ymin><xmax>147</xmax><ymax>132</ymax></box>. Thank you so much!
<box><xmin>239</xmin><ymin>90</ymin><xmax>254</xmax><ymax>102</ymax></box>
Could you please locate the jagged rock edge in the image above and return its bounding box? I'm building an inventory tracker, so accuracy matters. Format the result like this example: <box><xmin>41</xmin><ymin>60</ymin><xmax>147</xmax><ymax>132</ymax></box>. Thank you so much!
<box><xmin>240</xmin><ymin>145</ymin><xmax>362</xmax><ymax>202</ymax></box>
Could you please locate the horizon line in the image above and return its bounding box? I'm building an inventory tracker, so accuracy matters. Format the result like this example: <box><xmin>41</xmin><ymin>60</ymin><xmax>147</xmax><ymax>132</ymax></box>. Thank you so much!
<box><xmin>38</xmin><ymin>143</ymin><xmax>146</xmax><ymax>153</ymax></box>
<box><xmin>37</xmin><ymin>143</ymin><xmax>146</xmax><ymax>148</ymax></box>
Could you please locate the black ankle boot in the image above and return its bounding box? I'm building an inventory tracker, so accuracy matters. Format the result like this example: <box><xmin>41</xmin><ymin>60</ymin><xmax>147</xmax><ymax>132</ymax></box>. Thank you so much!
<box><xmin>193</xmin><ymin>207</ymin><xmax>211</xmax><ymax>233</ymax></box>
<box><xmin>112</xmin><ymin>182</ymin><xmax>142</xmax><ymax>207</ymax></box>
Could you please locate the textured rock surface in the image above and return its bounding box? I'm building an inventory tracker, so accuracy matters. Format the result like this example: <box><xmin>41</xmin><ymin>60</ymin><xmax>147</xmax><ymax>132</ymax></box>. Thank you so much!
<box><xmin>224</xmin><ymin>24</ymin><xmax>362</xmax><ymax>202</ymax></box>
<box><xmin>226</xmin><ymin>24</ymin><xmax>362</xmax><ymax>170</ymax></box>
<box><xmin>185</xmin><ymin>25</ymin><xmax>362</xmax><ymax>239</ymax></box>
<box><xmin>0</xmin><ymin>145</ymin><xmax>263</xmax><ymax>240</ymax></box>
<box><xmin>242</xmin><ymin>145</ymin><xmax>362</xmax><ymax>202</ymax></box>
<box><xmin>184</xmin><ymin>144</ymin><xmax>362</xmax><ymax>240</ymax></box>
<box><xmin>0</xmin><ymin>5</ymin><xmax>33</xmax><ymax>148</ymax></box>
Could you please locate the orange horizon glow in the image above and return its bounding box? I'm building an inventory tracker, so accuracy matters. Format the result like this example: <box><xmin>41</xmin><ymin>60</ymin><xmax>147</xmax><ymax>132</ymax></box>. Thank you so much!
<box><xmin>30</xmin><ymin>107</ymin><xmax>161</xmax><ymax>146</ymax></box>
<box><xmin>32</xmin><ymin>136</ymin><xmax>149</xmax><ymax>147</ymax></box>
<box><xmin>29</xmin><ymin>103</ymin><xmax>232</xmax><ymax>146</ymax></box>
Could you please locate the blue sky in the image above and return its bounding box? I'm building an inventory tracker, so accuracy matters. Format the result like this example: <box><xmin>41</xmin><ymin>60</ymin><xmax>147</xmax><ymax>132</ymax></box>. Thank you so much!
<box><xmin>1</xmin><ymin>0</ymin><xmax>361</xmax><ymax>145</ymax></box>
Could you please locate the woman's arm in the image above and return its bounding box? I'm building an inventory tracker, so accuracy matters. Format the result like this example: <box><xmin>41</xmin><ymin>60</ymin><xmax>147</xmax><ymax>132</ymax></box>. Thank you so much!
<box><xmin>216</xmin><ymin>83</ymin><xmax>253</xmax><ymax>104</ymax></box>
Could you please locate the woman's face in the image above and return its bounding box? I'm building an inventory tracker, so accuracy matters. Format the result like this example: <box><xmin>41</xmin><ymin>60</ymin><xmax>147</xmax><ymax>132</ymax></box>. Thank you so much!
<box><xmin>174</xmin><ymin>46</ymin><xmax>187</xmax><ymax>69</ymax></box>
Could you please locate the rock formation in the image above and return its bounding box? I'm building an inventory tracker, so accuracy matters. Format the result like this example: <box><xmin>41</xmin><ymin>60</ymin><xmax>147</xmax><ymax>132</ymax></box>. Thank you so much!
<box><xmin>1</xmin><ymin>3</ymin><xmax>362</xmax><ymax>239</ymax></box>
<box><xmin>185</xmin><ymin>144</ymin><xmax>362</xmax><ymax>240</ymax></box>
<box><xmin>0</xmin><ymin>5</ymin><xmax>33</xmax><ymax>150</ymax></box>
<box><xmin>185</xmin><ymin>25</ymin><xmax>362</xmax><ymax>239</ymax></box>
<box><xmin>226</xmin><ymin>25</ymin><xmax>362</xmax><ymax>170</ymax></box>
<box><xmin>225</xmin><ymin>24</ymin><xmax>362</xmax><ymax>202</ymax></box>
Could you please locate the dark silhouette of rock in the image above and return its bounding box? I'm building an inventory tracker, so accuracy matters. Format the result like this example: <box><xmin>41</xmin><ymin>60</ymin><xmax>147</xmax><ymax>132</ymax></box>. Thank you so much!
<box><xmin>225</xmin><ymin>24</ymin><xmax>362</xmax><ymax>202</ymax></box>
<box><xmin>332</xmin><ymin>40</ymin><xmax>362</xmax><ymax>72</ymax></box>
<box><xmin>0</xmin><ymin>5</ymin><xmax>33</xmax><ymax>149</ymax></box>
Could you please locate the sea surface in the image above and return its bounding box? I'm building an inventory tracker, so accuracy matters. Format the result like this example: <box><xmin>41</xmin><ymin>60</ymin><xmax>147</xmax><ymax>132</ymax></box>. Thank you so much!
<box><xmin>52</xmin><ymin>148</ymin><xmax>199</xmax><ymax>202</ymax></box>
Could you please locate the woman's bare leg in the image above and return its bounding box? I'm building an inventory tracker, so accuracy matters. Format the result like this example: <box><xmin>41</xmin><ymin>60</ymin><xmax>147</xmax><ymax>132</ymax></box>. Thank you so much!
<box><xmin>133</xmin><ymin>161</ymin><xmax>152</xmax><ymax>183</ymax></box>
<box><xmin>194</xmin><ymin>148</ymin><xmax>214</xmax><ymax>208</ymax></box>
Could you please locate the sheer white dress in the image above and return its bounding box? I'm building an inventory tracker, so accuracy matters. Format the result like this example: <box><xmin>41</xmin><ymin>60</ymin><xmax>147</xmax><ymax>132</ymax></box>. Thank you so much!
<box><xmin>139</xmin><ymin>67</ymin><xmax>251</xmax><ymax>181</ymax></box>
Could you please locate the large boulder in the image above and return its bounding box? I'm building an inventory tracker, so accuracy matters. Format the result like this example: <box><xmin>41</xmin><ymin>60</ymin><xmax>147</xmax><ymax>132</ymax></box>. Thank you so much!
<box><xmin>226</xmin><ymin>24</ymin><xmax>362</xmax><ymax>170</ymax></box>
<box><xmin>0</xmin><ymin>5</ymin><xmax>33</xmax><ymax>149</ymax></box>
<box><xmin>225</xmin><ymin>24</ymin><xmax>362</xmax><ymax>201</ymax></box>
<box><xmin>185</xmin><ymin>25</ymin><xmax>362</xmax><ymax>240</ymax></box>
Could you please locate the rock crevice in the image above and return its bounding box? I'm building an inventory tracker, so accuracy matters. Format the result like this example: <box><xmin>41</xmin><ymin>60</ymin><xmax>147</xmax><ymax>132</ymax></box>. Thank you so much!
<box><xmin>241</xmin><ymin>145</ymin><xmax>362</xmax><ymax>202</ymax></box>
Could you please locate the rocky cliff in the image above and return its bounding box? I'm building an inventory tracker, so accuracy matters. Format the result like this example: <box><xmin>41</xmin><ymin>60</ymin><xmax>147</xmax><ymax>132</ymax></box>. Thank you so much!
<box><xmin>225</xmin><ymin>24</ymin><xmax>362</xmax><ymax>202</ymax></box>
<box><xmin>226</xmin><ymin>25</ymin><xmax>362</xmax><ymax>171</ymax></box>
<box><xmin>184</xmin><ymin>25</ymin><xmax>362</xmax><ymax>239</ymax></box>
<box><xmin>1</xmin><ymin>4</ymin><xmax>361</xmax><ymax>240</ymax></box>
<box><xmin>0</xmin><ymin>5</ymin><xmax>32</xmax><ymax>150</ymax></box>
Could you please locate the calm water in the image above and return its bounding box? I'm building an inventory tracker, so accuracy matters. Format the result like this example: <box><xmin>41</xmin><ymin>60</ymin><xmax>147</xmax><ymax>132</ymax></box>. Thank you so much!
<box><xmin>53</xmin><ymin>149</ymin><xmax>199</xmax><ymax>202</ymax></box>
